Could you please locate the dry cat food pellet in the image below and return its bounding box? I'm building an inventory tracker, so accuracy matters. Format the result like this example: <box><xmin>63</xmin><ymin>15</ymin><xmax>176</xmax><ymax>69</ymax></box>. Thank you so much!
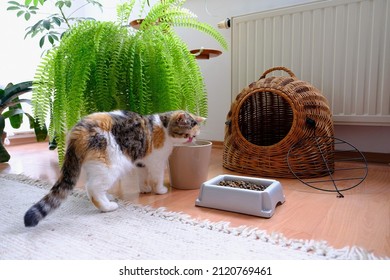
<box><xmin>217</xmin><ymin>180</ymin><xmax>268</xmax><ymax>191</ymax></box>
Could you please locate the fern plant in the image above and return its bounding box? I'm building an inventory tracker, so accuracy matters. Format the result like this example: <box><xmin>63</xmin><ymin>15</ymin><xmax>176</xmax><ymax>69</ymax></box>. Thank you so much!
<box><xmin>32</xmin><ymin>0</ymin><xmax>228</xmax><ymax>163</ymax></box>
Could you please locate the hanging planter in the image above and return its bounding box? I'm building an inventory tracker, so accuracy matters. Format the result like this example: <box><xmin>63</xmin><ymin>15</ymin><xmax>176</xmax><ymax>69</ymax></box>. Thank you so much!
<box><xmin>129</xmin><ymin>18</ymin><xmax>161</xmax><ymax>29</ymax></box>
<box><xmin>129</xmin><ymin>18</ymin><xmax>144</xmax><ymax>29</ymax></box>
<box><xmin>190</xmin><ymin>48</ymin><xmax>222</xmax><ymax>60</ymax></box>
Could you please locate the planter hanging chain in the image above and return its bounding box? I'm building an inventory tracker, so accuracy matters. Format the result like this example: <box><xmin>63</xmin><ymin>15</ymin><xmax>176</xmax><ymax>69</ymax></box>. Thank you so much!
<box><xmin>287</xmin><ymin>117</ymin><xmax>368</xmax><ymax>198</ymax></box>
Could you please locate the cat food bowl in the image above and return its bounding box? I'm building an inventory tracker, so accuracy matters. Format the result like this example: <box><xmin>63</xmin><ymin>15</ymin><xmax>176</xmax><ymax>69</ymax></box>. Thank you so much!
<box><xmin>195</xmin><ymin>174</ymin><xmax>285</xmax><ymax>218</ymax></box>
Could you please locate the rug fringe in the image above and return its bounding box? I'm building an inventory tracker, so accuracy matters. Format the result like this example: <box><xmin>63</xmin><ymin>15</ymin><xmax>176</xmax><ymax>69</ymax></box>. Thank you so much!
<box><xmin>124</xmin><ymin>203</ymin><xmax>386</xmax><ymax>260</ymax></box>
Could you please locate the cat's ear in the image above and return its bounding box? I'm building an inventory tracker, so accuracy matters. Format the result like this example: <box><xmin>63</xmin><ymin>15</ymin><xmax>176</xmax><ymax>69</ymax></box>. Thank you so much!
<box><xmin>177</xmin><ymin>112</ymin><xmax>190</xmax><ymax>126</ymax></box>
<box><xmin>194</xmin><ymin>116</ymin><xmax>206</xmax><ymax>124</ymax></box>
<box><xmin>177</xmin><ymin>112</ymin><xmax>206</xmax><ymax>126</ymax></box>
<box><xmin>187</xmin><ymin>112</ymin><xmax>206</xmax><ymax>124</ymax></box>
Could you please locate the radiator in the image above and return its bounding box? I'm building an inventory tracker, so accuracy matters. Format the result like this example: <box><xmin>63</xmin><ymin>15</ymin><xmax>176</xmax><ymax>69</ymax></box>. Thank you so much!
<box><xmin>231</xmin><ymin>0</ymin><xmax>390</xmax><ymax>125</ymax></box>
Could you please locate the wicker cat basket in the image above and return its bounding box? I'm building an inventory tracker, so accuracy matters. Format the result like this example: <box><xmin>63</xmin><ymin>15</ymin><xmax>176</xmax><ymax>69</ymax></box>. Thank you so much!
<box><xmin>223</xmin><ymin>67</ymin><xmax>334</xmax><ymax>178</ymax></box>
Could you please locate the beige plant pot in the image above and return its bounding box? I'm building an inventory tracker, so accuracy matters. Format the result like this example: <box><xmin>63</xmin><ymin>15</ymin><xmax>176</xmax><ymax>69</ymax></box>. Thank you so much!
<box><xmin>169</xmin><ymin>140</ymin><xmax>212</xmax><ymax>190</ymax></box>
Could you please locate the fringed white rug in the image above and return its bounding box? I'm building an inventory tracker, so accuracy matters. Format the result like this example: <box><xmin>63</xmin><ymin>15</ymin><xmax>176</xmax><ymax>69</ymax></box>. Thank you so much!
<box><xmin>0</xmin><ymin>174</ymin><xmax>383</xmax><ymax>260</ymax></box>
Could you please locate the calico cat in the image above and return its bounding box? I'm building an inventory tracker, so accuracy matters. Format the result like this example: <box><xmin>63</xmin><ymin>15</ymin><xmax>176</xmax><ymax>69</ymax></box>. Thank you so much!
<box><xmin>24</xmin><ymin>110</ymin><xmax>205</xmax><ymax>227</ymax></box>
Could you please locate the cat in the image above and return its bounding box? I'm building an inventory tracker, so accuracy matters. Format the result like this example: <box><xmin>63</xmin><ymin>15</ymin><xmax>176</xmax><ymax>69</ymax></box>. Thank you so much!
<box><xmin>24</xmin><ymin>110</ymin><xmax>205</xmax><ymax>227</ymax></box>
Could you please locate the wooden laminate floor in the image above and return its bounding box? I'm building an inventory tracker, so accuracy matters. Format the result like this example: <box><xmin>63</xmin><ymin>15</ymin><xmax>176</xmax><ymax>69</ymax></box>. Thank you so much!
<box><xmin>1</xmin><ymin>141</ymin><xmax>389</xmax><ymax>258</ymax></box>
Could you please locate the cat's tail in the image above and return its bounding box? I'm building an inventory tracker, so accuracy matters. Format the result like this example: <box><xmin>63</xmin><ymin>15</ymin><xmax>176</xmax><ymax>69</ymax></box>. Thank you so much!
<box><xmin>24</xmin><ymin>140</ymin><xmax>83</xmax><ymax>227</ymax></box>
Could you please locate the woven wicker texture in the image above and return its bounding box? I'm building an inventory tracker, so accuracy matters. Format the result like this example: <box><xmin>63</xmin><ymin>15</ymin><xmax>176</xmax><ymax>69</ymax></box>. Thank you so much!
<box><xmin>223</xmin><ymin>67</ymin><xmax>334</xmax><ymax>178</ymax></box>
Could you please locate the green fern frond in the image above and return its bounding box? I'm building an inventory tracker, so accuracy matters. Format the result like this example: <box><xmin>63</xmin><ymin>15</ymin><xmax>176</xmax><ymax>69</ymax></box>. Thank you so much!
<box><xmin>141</xmin><ymin>0</ymin><xmax>172</xmax><ymax>28</ymax></box>
<box><xmin>116</xmin><ymin>0</ymin><xmax>136</xmax><ymax>25</ymax></box>
<box><xmin>172</xmin><ymin>19</ymin><xmax>228</xmax><ymax>51</ymax></box>
<box><xmin>32</xmin><ymin>50</ymin><xmax>56</xmax><ymax>129</ymax></box>
<box><xmin>144</xmin><ymin>28</ymin><xmax>180</xmax><ymax>113</ymax></box>
<box><xmin>141</xmin><ymin>0</ymin><xmax>228</xmax><ymax>50</ymax></box>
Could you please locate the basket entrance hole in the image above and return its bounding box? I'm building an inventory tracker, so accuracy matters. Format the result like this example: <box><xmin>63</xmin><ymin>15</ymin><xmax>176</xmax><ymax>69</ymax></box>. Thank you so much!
<box><xmin>238</xmin><ymin>91</ymin><xmax>293</xmax><ymax>146</ymax></box>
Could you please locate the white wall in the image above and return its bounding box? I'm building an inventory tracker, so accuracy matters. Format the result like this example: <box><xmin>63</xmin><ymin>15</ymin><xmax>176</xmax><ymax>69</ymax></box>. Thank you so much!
<box><xmin>0</xmin><ymin>3</ymin><xmax>41</xmax><ymax>84</ymax></box>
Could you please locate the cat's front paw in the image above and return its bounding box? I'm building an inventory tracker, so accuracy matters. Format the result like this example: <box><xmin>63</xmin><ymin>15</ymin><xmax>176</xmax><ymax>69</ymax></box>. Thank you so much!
<box><xmin>139</xmin><ymin>185</ymin><xmax>152</xmax><ymax>193</ymax></box>
<box><xmin>155</xmin><ymin>185</ymin><xmax>168</xmax><ymax>195</ymax></box>
<box><xmin>99</xmin><ymin>201</ymin><xmax>119</xmax><ymax>212</ymax></box>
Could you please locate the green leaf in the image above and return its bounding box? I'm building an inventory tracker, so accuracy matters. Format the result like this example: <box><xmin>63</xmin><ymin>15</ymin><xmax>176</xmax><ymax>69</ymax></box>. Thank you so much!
<box><xmin>42</xmin><ymin>19</ymin><xmax>51</xmax><ymax>30</ymax></box>
<box><xmin>16</xmin><ymin>10</ymin><xmax>24</xmax><ymax>17</ymax></box>
<box><xmin>23</xmin><ymin>112</ymin><xmax>48</xmax><ymax>141</ymax></box>
<box><xmin>24</xmin><ymin>12</ymin><xmax>31</xmax><ymax>21</ymax></box>
<box><xmin>49</xmin><ymin>33</ymin><xmax>59</xmax><ymax>41</ymax></box>
<box><xmin>9</xmin><ymin>99</ymin><xmax>24</xmax><ymax>129</ymax></box>
<box><xmin>7</xmin><ymin>6</ymin><xmax>20</xmax><ymax>11</ymax></box>
<box><xmin>33</xmin><ymin>119</ymin><xmax>48</xmax><ymax>141</ymax></box>
<box><xmin>24</xmin><ymin>29</ymin><xmax>33</xmax><ymax>39</ymax></box>
<box><xmin>39</xmin><ymin>36</ymin><xmax>45</xmax><ymax>48</ymax></box>
<box><xmin>2</xmin><ymin>108</ymin><xmax>24</xmax><ymax>118</ymax></box>
<box><xmin>31</xmin><ymin>19</ymin><xmax>43</xmax><ymax>31</ymax></box>
<box><xmin>52</xmin><ymin>16</ymin><xmax>62</xmax><ymax>26</ymax></box>
<box><xmin>55</xmin><ymin>1</ymin><xmax>64</xmax><ymax>9</ymax></box>
<box><xmin>25</xmin><ymin>0</ymin><xmax>33</xmax><ymax>6</ymax></box>
<box><xmin>2</xmin><ymin>108</ymin><xmax>25</xmax><ymax>130</ymax></box>
<box><xmin>48</xmin><ymin>35</ymin><xmax>54</xmax><ymax>45</ymax></box>
<box><xmin>9</xmin><ymin>113</ymin><xmax>24</xmax><ymax>129</ymax></box>
<box><xmin>3</xmin><ymin>81</ymin><xmax>32</xmax><ymax>98</ymax></box>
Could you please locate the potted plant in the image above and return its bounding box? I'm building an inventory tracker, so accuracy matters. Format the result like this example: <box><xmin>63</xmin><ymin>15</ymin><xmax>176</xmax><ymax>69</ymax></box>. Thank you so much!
<box><xmin>31</xmin><ymin>0</ymin><xmax>228</xmax><ymax>163</ymax></box>
<box><xmin>0</xmin><ymin>81</ymin><xmax>47</xmax><ymax>162</ymax></box>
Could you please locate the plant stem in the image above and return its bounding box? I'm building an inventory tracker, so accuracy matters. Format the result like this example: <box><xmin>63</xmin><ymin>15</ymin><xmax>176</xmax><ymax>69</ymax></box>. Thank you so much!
<box><xmin>58</xmin><ymin>6</ymin><xmax>71</xmax><ymax>28</ymax></box>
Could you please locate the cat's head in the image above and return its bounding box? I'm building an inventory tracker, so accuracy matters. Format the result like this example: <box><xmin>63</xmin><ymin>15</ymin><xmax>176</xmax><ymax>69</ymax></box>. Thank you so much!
<box><xmin>166</xmin><ymin>111</ymin><xmax>206</xmax><ymax>144</ymax></box>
